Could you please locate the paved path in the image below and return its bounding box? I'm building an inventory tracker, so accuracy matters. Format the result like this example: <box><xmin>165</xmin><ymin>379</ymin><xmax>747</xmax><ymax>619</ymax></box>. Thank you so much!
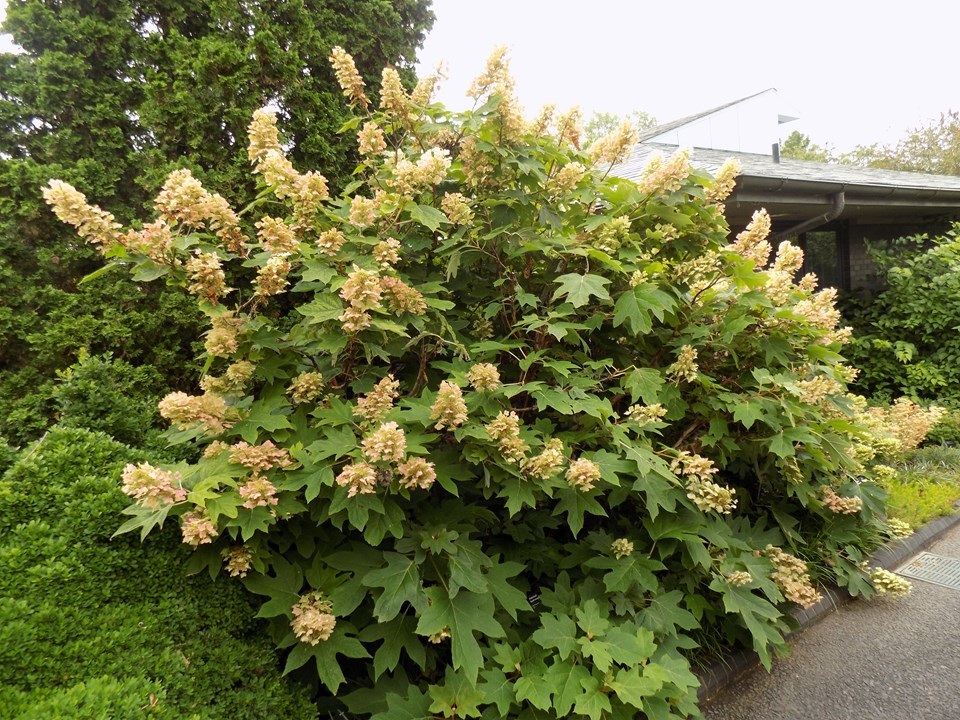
<box><xmin>703</xmin><ymin>522</ymin><xmax>960</xmax><ymax>720</ymax></box>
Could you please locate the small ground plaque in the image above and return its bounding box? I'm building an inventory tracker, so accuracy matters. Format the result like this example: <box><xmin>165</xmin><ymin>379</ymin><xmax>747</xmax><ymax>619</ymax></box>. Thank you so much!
<box><xmin>896</xmin><ymin>552</ymin><xmax>960</xmax><ymax>590</ymax></box>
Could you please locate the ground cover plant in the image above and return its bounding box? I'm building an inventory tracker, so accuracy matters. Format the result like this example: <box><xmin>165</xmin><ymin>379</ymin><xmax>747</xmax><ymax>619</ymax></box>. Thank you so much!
<box><xmin>46</xmin><ymin>48</ymin><xmax>904</xmax><ymax>719</ymax></box>
<box><xmin>0</xmin><ymin>426</ymin><xmax>316</xmax><ymax>719</ymax></box>
<box><xmin>884</xmin><ymin>444</ymin><xmax>960</xmax><ymax>527</ymax></box>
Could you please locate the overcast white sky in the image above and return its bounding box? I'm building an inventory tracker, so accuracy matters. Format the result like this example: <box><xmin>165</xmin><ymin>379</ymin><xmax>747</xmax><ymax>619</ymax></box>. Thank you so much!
<box><xmin>417</xmin><ymin>0</ymin><xmax>960</xmax><ymax>152</ymax></box>
<box><xmin>2</xmin><ymin>0</ymin><xmax>958</xmax><ymax>152</ymax></box>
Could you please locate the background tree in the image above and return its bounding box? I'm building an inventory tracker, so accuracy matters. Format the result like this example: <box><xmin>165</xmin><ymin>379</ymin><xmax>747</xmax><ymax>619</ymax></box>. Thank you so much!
<box><xmin>0</xmin><ymin>0</ymin><xmax>435</xmax><ymax>445</ymax></box>
<box><xmin>848</xmin><ymin>111</ymin><xmax>960</xmax><ymax>175</ymax></box>
<box><xmin>780</xmin><ymin>130</ymin><xmax>833</xmax><ymax>162</ymax></box>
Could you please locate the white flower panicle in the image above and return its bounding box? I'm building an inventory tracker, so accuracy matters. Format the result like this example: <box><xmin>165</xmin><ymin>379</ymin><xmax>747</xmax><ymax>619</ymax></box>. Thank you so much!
<box><xmin>586</xmin><ymin>120</ymin><xmax>640</xmax><ymax>166</ymax></box>
<box><xmin>706</xmin><ymin>159</ymin><xmax>742</xmax><ymax>204</ymax></box>
<box><xmin>358</xmin><ymin>121</ymin><xmax>387</xmax><ymax>155</ymax></box>
<box><xmin>430</xmin><ymin>381</ymin><xmax>468</xmax><ymax>431</ymax></box>
<box><xmin>362</xmin><ymin>422</ymin><xmax>407</xmax><ymax>463</ymax></box>
<box><xmin>466</xmin><ymin>363</ymin><xmax>501</xmax><ymax>391</ymax></box>
<box><xmin>288</xmin><ymin>371</ymin><xmax>325</xmax><ymax>405</ymax></box>
<box><xmin>566</xmin><ymin>457</ymin><xmax>601</xmax><ymax>492</ymax></box>
<box><xmin>43</xmin><ymin>180</ymin><xmax>122</xmax><ymax>248</ymax></box>
<box><xmin>329</xmin><ymin>46</ymin><xmax>368</xmax><ymax>108</ymax></box>
<box><xmin>611</xmin><ymin>538</ymin><xmax>634</xmax><ymax>559</ymax></box>
<box><xmin>523</xmin><ymin>438</ymin><xmax>565</xmax><ymax>479</ymax></box>
<box><xmin>870</xmin><ymin>567</ymin><xmax>912</xmax><ymax>597</ymax></box>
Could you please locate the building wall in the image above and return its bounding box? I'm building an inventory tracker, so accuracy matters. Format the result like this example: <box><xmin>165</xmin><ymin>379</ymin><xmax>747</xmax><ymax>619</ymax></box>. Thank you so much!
<box><xmin>847</xmin><ymin>218</ymin><xmax>954</xmax><ymax>294</ymax></box>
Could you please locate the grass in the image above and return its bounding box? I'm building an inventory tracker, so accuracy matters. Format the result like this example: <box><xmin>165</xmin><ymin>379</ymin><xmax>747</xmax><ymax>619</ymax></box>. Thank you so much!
<box><xmin>885</xmin><ymin>445</ymin><xmax>960</xmax><ymax>527</ymax></box>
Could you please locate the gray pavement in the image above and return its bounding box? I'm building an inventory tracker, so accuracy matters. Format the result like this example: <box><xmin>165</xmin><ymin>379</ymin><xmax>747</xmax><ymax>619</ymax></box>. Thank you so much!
<box><xmin>703</xmin><ymin>522</ymin><xmax>960</xmax><ymax>720</ymax></box>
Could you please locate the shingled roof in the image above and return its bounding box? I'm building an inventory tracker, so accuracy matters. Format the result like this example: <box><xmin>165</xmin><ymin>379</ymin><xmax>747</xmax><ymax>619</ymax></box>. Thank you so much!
<box><xmin>615</xmin><ymin>143</ymin><xmax>960</xmax><ymax>227</ymax></box>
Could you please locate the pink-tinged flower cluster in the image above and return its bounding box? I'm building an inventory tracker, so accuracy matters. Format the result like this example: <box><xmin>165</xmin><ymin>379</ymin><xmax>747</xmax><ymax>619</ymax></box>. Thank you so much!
<box><xmin>291</xmin><ymin>592</ymin><xmax>337</xmax><ymax>645</ymax></box>
<box><xmin>349</xmin><ymin>195</ymin><xmax>379</xmax><ymax>228</ymax></box>
<box><xmin>820</xmin><ymin>486</ymin><xmax>863</xmax><ymax>515</ymax></box>
<box><xmin>181</xmin><ymin>509</ymin><xmax>218</xmax><ymax>547</ymax></box>
<box><xmin>229</xmin><ymin>440</ymin><xmax>293</xmax><ymax>472</ymax></box>
<box><xmin>374</xmin><ymin>238</ymin><xmax>402</xmax><ymax>269</ymax></box>
<box><xmin>121</xmin><ymin>220</ymin><xmax>175</xmax><ymax>263</ymax></box>
<box><xmin>397</xmin><ymin>456</ymin><xmax>437</xmax><ymax>490</ymax></box>
<box><xmin>158</xmin><ymin>391</ymin><xmax>232</xmax><ymax>433</ymax></box>
<box><xmin>254</xmin><ymin>254</ymin><xmax>292</xmax><ymax>297</ymax></box>
<box><xmin>185</xmin><ymin>251</ymin><xmax>231</xmax><ymax>303</ymax></box>
<box><xmin>430</xmin><ymin>381</ymin><xmax>468</xmax><ymax>431</ymax></box>
<box><xmin>671</xmin><ymin>451</ymin><xmax>719</xmax><ymax>483</ymax></box>
<box><xmin>256</xmin><ymin>216</ymin><xmax>300</xmax><ymax>254</ymax></box>
<box><xmin>223</xmin><ymin>546</ymin><xmax>253</xmax><ymax>578</ymax></box>
<box><xmin>765</xmin><ymin>545</ymin><xmax>823</xmax><ymax>608</ymax></box>
<box><xmin>466</xmin><ymin>363</ymin><xmax>501</xmax><ymax>391</ymax></box>
<box><xmin>566</xmin><ymin>457</ymin><xmax>601</xmax><ymax>492</ymax></box>
<box><xmin>121</xmin><ymin>463</ymin><xmax>186</xmax><ymax>508</ymax></box>
<box><xmin>155</xmin><ymin>169</ymin><xmax>244</xmax><ymax>252</ymax></box>
<box><xmin>316</xmin><ymin>228</ymin><xmax>346</xmax><ymax>256</ymax></box>
<box><xmin>335</xmin><ymin>462</ymin><xmax>378</xmax><ymax>497</ymax></box>
<box><xmin>43</xmin><ymin>180</ymin><xmax>122</xmax><ymax>248</ymax></box>
<box><xmin>356</xmin><ymin>375</ymin><xmax>400</xmax><ymax>424</ymax></box>
<box><xmin>381</xmin><ymin>276</ymin><xmax>427</xmax><ymax>316</ymax></box>
<box><xmin>238</xmin><ymin>475</ymin><xmax>280</xmax><ymax>509</ymax></box>
<box><xmin>204</xmin><ymin>312</ymin><xmax>244</xmax><ymax>357</ymax></box>
<box><xmin>361</xmin><ymin>422</ymin><xmax>407</xmax><ymax>463</ymax></box>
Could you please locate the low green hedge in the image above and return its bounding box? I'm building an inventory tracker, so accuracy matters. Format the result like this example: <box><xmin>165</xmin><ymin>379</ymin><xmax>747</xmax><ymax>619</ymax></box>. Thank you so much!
<box><xmin>0</xmin><ymin>426</ymin><xmax>316</xmax><ymax>719</ymax></box>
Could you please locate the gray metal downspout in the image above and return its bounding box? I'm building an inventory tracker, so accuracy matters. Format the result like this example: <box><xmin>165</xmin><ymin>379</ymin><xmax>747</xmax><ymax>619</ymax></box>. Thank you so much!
<box><xmin>770</xmin><ymin>191</ymin><xmax>846</xmax><ymax>243</ymax></box>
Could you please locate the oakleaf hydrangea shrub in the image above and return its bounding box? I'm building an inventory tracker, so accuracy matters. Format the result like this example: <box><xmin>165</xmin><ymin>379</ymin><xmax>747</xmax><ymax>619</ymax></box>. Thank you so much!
<box><xmin>0</xmin><ymin>427</ymin><xmax>316</xmax><ymax>719</ymax></box>
<box><xmin>46</xmin><ymin>47</ymin><xmax>897</xmax><ymax>719</ymax></box>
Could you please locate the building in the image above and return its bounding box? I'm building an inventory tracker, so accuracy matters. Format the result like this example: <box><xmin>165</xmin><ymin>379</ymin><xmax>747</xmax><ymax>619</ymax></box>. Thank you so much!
<box><xmin>615</xmin><ymin>91</ymin><xmax>960</xmax><ymax>292</ymax></box>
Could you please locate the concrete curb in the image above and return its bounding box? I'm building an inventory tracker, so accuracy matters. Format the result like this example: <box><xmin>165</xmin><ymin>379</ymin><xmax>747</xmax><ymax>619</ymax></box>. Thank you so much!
<box><xmin>695</xmin><ymin>510</ymin><xmax>960</xmax><ymax>702</ymax></box>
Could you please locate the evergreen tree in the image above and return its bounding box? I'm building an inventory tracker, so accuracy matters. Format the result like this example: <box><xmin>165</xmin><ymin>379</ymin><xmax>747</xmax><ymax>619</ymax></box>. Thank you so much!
<box><xmin>0</xmin><ymin>0</ymin><xmax>434</xmax><ymax>444</ymax></box>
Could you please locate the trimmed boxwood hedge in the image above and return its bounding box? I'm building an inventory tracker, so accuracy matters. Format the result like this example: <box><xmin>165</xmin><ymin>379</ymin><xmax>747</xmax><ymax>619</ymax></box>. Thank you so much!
<box><xmin>0</xmin><ymin>426</ymin><xmax>317</xmax><ymax>719</ymax></box>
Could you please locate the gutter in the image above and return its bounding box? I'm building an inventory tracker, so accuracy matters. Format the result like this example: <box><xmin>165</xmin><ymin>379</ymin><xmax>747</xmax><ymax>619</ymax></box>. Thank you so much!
<box><xmin>770</xmin><ymin>191</ymin><xmax>845</xmax><ymax>243</ymax></box>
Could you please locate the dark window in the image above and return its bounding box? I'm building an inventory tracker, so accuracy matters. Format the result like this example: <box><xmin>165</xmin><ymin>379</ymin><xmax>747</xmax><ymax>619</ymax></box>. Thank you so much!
<box><xmin>797</xmin><ymin>227</ymin><xmax>849</xmax><ymax>291</ymax></box>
